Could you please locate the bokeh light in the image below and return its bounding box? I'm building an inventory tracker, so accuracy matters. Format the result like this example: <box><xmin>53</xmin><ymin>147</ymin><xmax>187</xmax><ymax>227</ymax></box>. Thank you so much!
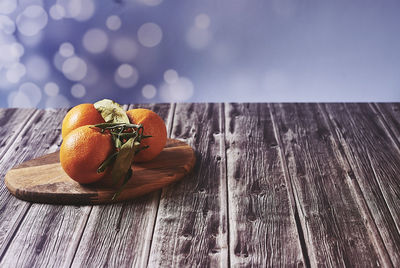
<box><xmin>73</xmin><ymin>0</ymin><xmax>95</xmax><ymax>21</ymax></box>
<box><xmin>1</xmin><ymin>0</ymin><xmax>400</xmax><ymax>107</ymax></box>
<box><xmin>114</xmin><ymin>64</ymin><xmax>139</xmax><ymax>88</ymax></box>
<box><xmin>160</xmin><ymin>76</ymin><xmax>194</xmax><ymax>102</ymax></box>
<box><xmin>8</xmin><ymin>82</ymin><xmax>42</xmax><ymax>107</ymax></box>
<box><xmin>137</xmin><ymin>23</ymin><xmax>162</xmax><ymax>48</ymax></box>
<box><xmin>55</xmin><ymin>0</ymin><xmax>95</xmax><ymax>21</ymax></box>
<box><xmin>49</xmin><ymin>4</ymin><xmax>65</xmax><ymax>20</ymax></box>
<box><xmin>44</xmin><ymin>82</ymin><xmax>59</xmax><ymax>96</ymax></box>
<box><xmin>111</xmin><ymin>37</ymin><xmax>138</xmax><ymax>62</ymax></box>
<box><xmin>106</xmin><ymin>15</ymin><xmax>121</xmax><ymax>31</ymax></box>
<box><xmin>0</xmin><ymin>0</ymin><xmax>17</xmax><ymax>15</ymax></box>
<box><xmin>6</xmin><ymin>63</ymin><xmax>26</xmax><ymax>83</ymax></box>
<box><xmin>163</xmin><ymin>69</ymin><xmax>178</xmax><ymax>84</ymax></box>
<box><xmin>195</xmin><ymin>14</ymin><xmax>210</xmax><ymax>29</ymax></box>
<box><xmin>142</xmin><ymin>84</ymin><xmax>157</xmax><ymax>99</ymax></box>
<box><xmin>18</xmin><ymin>31</ymin><xmax>43</xmax><ymax>47</ymax></box>
<box><xmin>26</xmin><ymin>55</ymin><xmax>50</xmax><ymax>80</ymax></box>
<box><xmin>59</xmin><ymin>42</ymin><xmax>75</xmax><ymax>58</ymax></box>
<box><xmin>71</xmin><ymin>83</ymin><xmax>86</xmax><ymax>98</ymax></box>
<box><xmin>83</xmin><ymin>28</ymin><xmax>108</xmax><ymax>53</ymax></box>
<box><xmin>62</xmin><ymin>56</ymin><xmax>87</xmax><ymax>81</ymax></box>
<box><xmin>0</xmin><ymin>42</ymin><xmax>24</xmax><ymax>68</ymax></box>
<box><xmin>53</xmin><ymin>52</ymin><xmax>65</xmax><ymax>71</ymax></box>
<box><xmin>16</xmin><ymin>5</ymin><xmax>48</xmax><ymax>36</ymax></box>
<box><xmin>45</xmin><ymin>94</ymin><xmax>70</xmax><ymax>108</ymax></box>
<box><xmin>0</xmin><ymin>15</ymin><xmax>15</xmax><ymax>34</ymax></box>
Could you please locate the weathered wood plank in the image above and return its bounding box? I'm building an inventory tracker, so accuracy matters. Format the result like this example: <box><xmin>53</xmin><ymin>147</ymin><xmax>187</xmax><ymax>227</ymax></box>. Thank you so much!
<box><xmin>324</xmin><ymin>103</ymin><xmax>400</xmax><ymax>266</ymax></box>
<box><xmin>375</xmin><ymin>103</ymin><xmax>400</xmax><ymax>145</ymax></box>
<box><xmin>0</xmin><ymin>109</ymin><xmax>37</xmax><ymax>160</ymax></box>
<box><xmin>1</xmin><ymin>205</ymin><xmax>90</xmax><ymax>268</ymax></box>
<box><xmin>225</xmin><ymin>103</ymin><xmax>304</xmax><ymax>267</ymax></box>
<box><xmin>0</xmin><ymin>108</ymin><xmax>40</xmax><ymax>255</ymax></box>
<box><xmin>148</xmin><ymin>103</ymin><xmax>228</xmax><ymax>267</ymax></box>
<box><xmin>272</xmin><ymin>103</ymin><xmax>383</xmax><ymax>267</ymax></box>
<box><xmin>0</xmin><ymin>109</ymin><xmax>74</xmax><ymax>262</ymax></box>
<box><xmin>71</xmin><ymin>103</ymin><xmax>173</xmax><ymax>268</ymax></box>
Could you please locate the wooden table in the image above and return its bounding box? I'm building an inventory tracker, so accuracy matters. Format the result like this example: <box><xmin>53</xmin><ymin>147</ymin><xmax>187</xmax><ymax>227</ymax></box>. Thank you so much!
<box><xmin>0</xmin><ymin>103</ymin><xmax>400</xmax><ymax>267</ymax></box>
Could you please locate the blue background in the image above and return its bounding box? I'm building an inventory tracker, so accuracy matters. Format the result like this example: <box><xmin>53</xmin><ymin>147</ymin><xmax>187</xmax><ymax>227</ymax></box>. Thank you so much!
<box><xmin>1</xmin><ymin>0</ymin><xmax>400</xmax><ymax>108</ymax></box>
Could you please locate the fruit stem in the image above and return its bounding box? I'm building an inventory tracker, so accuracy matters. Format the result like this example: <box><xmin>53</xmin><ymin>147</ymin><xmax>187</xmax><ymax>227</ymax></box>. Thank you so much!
<box><xmin>94</xmin><ymin>121</ymin><xmax>151</xmax><ymax>201</ymax></box>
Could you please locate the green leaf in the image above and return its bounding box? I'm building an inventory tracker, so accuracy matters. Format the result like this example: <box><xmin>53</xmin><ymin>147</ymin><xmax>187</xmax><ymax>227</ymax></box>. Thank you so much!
<box><xmin>111</xmin><ymin>137</ymin><xmax>135</xmax><ymax>184</ymax></box>
<box><xmin>94</xmin><ymin>99</ymin><xmax>130</xmax><ymax>124</ymax></box>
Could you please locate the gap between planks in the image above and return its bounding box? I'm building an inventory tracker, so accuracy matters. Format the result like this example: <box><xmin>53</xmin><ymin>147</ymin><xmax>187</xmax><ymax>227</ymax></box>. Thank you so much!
<box><xmin>0</xmin><ymin>109</ymin><xmax>67</xmax><ymax>261</ymax></box>
<box><xmin>0</xmin><ymin>109</ymin><xmax>44</xmax><ymax>259</ymax></box>
<box><xmin>221</xmin><ymin>103</ymin><xmax>231</xmax><ymax>268</ymax></box>
<box><xmin>269</xmin><ymin>104</ymin><xmax>311</xmax><ymax>268</ymax></box>
<box><xmin>270</xmin><ymin>103</ymin><xmax>392</xmax><ymax>267</ymax></box>
<box><xmin>145</xmin><ymin>102</ymin><xmax>177</xmax><ymax>267</ymax></box>
<box><xmin>318</xmin><ymin>103</ymin><xmax>393</xmax><ymax>267</ymax></box>
<box><xmin>147</xmin><ymin>103</ymin><xmax>229</xmax><ymax>267</ymax></box>
<box><xmin>68</xmin><ymin>103</ymin><xmax>176</xmax><ymax>268</ymax></box>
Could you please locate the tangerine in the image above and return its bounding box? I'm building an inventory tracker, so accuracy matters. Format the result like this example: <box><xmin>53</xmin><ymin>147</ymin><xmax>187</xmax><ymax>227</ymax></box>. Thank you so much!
<box><xmin>60</xmin><ymin>126</ymin><xmax>115</xmax><ymax>184</ymax></box>
<box><xmin>61</xmin><ymin>103</ymin><xmax>105</xmax><ymax>139</ymax></box>
<box><xmin>126</xmin><ymin>108</ymin><xmax>167</xmax><ymax>162</ymax></box>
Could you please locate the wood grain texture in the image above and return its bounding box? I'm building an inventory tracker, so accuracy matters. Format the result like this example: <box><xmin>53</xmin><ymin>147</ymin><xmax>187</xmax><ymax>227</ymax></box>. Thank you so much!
<box><xmin>148</xmin><ymin>103</ymin><xmax>228</xmax><ymax>267</ymax></box>
<box><xmin>5</xmin><ymin>138</ymin><xmax>195</xmax><ymax>205</ymax></box>
<box><xmin>0</xmin><ymin>109</ymin><xmax>73</xmax><ymax>260</ymax></box>
<box><xmin>1</xmin><ymin>103</ymin><xmax>400</xmax><ymax>267</ymax></box>
<box><xmin>324</xmin><ymin>103</ymin><xmax>400</xmax><ymax>266</ymax></box>
<box><xmin>0</xmin><ymin>204</ymin><xmax>90</xmax><ymax>268</ymax></box>
<box><xmin>272</xmin><ymin>103</ymin><xmax>382</xmax><ymax>267</ymax></box>
<box><xmin>0</xmin><ymin>108</ymin><xmax>40</xmax><ymax>256</ymax></box>
<box><xmin>225</xmin><ymin>103</ymin><xmax>304</xmax><ymax>267</ymax></box>
<box><xmin>375</xmin><ymin>103</ymin><xmax>400</xmax><ymax>145</ymax></box>
<box><xmin>0</xmin><ymin>108</ymin><xmax>36</xmax><ymax>160</ymax></box>
<box><xmin>71</xmin><ymin>103</ymin><xmax>174</xmax><ymax>268</ymax></box>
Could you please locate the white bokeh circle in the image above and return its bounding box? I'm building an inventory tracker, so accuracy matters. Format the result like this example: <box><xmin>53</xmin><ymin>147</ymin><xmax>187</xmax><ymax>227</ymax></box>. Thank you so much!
<box><xmin>16</xmin><ymin>5</ymin><xmax>48</xmax><ymax>36</ymax></box>
<box><xmin>0</xmin><ymin>0</ymin><xmax>17</xmax><ymax>15</ymax></box>
<box><xmin>59</xmin><ymin>42</ymin><xmax>74</xmax><ymax>57</ymax></box>
<box><xmin>62</xmin><ymin>56</ymin><xmax>87</xmax><ymax>81</ymax></box>
<box><xmin>49</xmin><ymin>4</ymin><xmax>65</xmax><ymax>20</ymax></box>
<box><xmin>6</xmin><ymin>63</ymin><xmax>26</xmax><ymax>83</ymax></box>
<box><xmin>195</xmin><ymin>14</ymin><xmax>210</xmax><ymax>29</ymax></box>
<box><xmin>137</xmin><ymin>22</ymin><xmax>162</xmax><ymax>48</ymax></box>
<box><xmin>82</xmin><ymin>28</ymin><xmax>108</xmax><ymax>53</ymax></box>
<box><xmin>0</xmin><ymin>15</ymin><xmax>16</xmax><ymax>34</ymax></box>
<box><xmin>163</xmin><ymin>69</ymin><xmax>178</xmax><ymax>84</ymax></box>
<box><xmin>142</xmin><ymin>84</ymin><xmax>157</xmax><ymax>99</ymax></box>
<box><xmin>44</xmin><ymin>82</ymin><xmax>60</xmax><ymax>96</ymax></box>
<box><xmin>8</xmin><ymin>82</ymin><xmax>42</xmax><ymax>107</ymax></box>
<box><xmin>114</xmin><ymin>64</ymin><xmax>139</xmax><ymax>88</ymax></box>
<box><xmin>71</xmin><ymin>83</ymin><xmax>86</xmax><ymax>98</ymax></box>
<box><xmin>160</xmin><ymin>77</ymin><xmax>194</xmax><ymax>102</ymax></box>
<box><xmin>106</xmin><ymin>15</ymin><xmax>121</xmax><ymax>31</ymax></box>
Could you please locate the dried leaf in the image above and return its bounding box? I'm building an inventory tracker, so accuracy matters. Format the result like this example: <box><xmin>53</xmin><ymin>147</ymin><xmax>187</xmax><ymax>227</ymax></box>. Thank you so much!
<box><xmin>111</xmin><ymin>137</ymin><xmax>135</xmax><ymax>184</ymax></box>
<box><xmin>94</xmin><ymin>99</ymin><xmax>129</xmax><ymax>124</ymax></box>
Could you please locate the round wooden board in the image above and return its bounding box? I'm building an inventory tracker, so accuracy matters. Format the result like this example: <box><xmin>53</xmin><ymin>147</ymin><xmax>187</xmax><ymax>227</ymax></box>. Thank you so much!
<box><xmin>5</xmin><ymin>139</ymin><xmax>196</xmax><ymax>205</ymax></box>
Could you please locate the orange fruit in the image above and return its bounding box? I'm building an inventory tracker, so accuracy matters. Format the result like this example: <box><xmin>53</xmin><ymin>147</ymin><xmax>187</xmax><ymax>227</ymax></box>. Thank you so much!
<box><xmin>61</xmin><ymin>103</ymin><xmax>105</xmax><ymax>139</ymax></box>
<box><xmin>60</xmin><ymin>126</ymin><xmax>115</xmax><ymax>184</ymax></box>
<box><xmin>126</xmin><ymin>109</ymin><xmax>167</xmax><ymax>162</ymax></box>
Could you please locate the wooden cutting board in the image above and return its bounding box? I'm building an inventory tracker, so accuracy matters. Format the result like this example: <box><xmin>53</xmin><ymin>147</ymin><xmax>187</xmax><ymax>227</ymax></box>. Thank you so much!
<box><xmin>5</xmin><ymin>139</ymin><xmax>195</xmax><ymax>205</ymax></box>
